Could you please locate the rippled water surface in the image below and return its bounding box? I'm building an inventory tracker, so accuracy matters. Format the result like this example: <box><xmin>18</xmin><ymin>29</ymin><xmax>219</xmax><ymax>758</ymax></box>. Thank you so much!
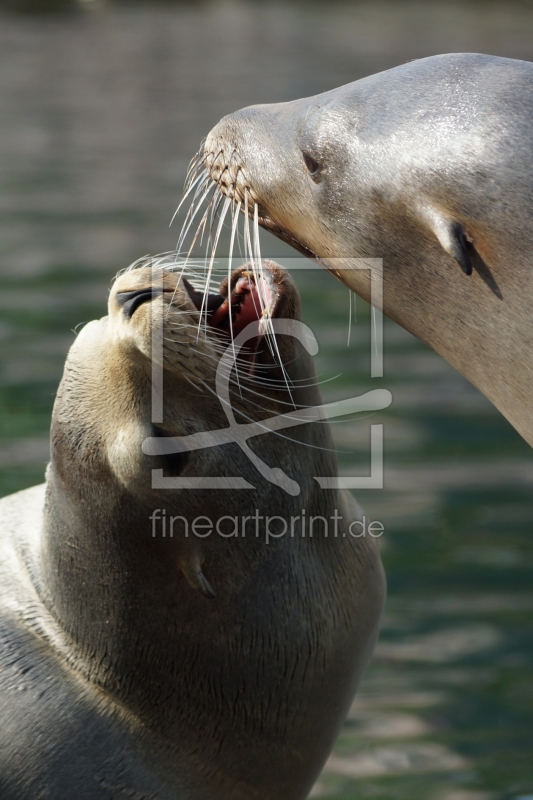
<box><xmin>1</xmin><ymin>2</ymin><xmax>532</xmax><ymax>797</ymax></box>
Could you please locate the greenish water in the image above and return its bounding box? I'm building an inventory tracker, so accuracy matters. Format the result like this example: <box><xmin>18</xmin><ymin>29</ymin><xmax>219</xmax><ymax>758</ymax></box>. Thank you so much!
<box><xmin>1</xmin><ymin>2</ymin><xmax>533</xmax><ymax>797</ymax></box>
<box><xmin>0</xmin><ymin>265</ymin><xmax>105</xmax><ymax>495</ymax></box>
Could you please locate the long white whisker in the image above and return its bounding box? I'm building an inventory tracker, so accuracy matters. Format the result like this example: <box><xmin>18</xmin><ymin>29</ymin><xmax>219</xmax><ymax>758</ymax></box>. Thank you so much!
<box><xmin>184</xmin><ymin>149</ymin><xmax>204</xmax><ymax>188</ymax></box>
<box><xmin>185</xmin><ymin>145</ymin><xmax>203</xmax><ymax>179</ymax></box>
<box><xmin>227</xmin><ymin>200</ymin><xmax>242</xmax><ymax>396</ymax></box>
<box><xmin>182</xmin><ymin>162</ymin><xmax>206</xmax><ymax>206</ymax></box>
<box><xmin>244</xmin><ymin>193</ymin><xmax>273</xmax><ymax>368</ymax></box>
<box><xmin>184</xmin><ymin>188</ymin><xmax>218</xmax><ymax>261</ymax></box>
<box><xmin>244</xmin><ymin>192</ymin><xmax>263</xmax><ymax>319</ymax></box>
<box><xmin>205</xmin><ymin>191</ymin><xmax>225</xmax><ymax>256</ymax></box>
<box><xmin>248</xmin><ymin>199</ymin><xmax>275</xmax><ymax>361</ymax></box>
<box><xmin>168</xmin><ymin>191</ymin><xmax>218</xmax><ymax>310</ymax></box>
<box><xmin>176</xmin><ymin>179</ymin><xmax>213</xmax><ymax>253</ymax></box>
<box><xmin>252</xmin><ymin>200</ymin><xmax>295</xmax><ymax>405</ymax></box>
<box><xmin>167</xmin><ymin>199</ymin><xmax>219</xmax><ymax>321</ymax></box>
<box><xmin>253</xmin><ymin>203</ymin><xmax>266</xmax><ymax>304</ymax></box>
<box><xmin>197</xmin><ymin>196</ymin><xmax>231</xmax><ymax>340</ymax></box>
<box><xmin>171</xmin><ymin>170</ymin><xmax>208</xmax><ymax>227</ymax></box>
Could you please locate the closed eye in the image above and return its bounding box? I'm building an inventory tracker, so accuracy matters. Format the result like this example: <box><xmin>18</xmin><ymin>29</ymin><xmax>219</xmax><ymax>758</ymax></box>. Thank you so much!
<box><xmin>115</xmin><ymin>288</ymin><xmax>177</xmax><ymax>319</ymax></box>
<box><xmin>116</xmin><ymin>288</ymin><xmax>164</xmax><ymax>319</ymax></box>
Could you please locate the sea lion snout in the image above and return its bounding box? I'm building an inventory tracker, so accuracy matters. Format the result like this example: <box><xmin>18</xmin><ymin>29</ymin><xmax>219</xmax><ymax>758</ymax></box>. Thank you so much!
<box><xmin>204</xmin><ymin>133</ymin><xmax>252</xmax><ymax>205</ymax></box>
<box><xmin>203</xmin><ymin>104</ymin><xmax>330</xmax><ymax>261</ymax></box>
<box><xmin>109</xmin><ymin>258</ymin><xmax>301</xmax><ymax>362</ymax></box>
<box><xmin>204</xmin><ymin>104</ymin><xmax>304</xmax><ymax>209</ymax></box>
<box><xmin>204</xmin><ymin>107</ymin><xmax>268</xmax><ymax>205</ymax></box>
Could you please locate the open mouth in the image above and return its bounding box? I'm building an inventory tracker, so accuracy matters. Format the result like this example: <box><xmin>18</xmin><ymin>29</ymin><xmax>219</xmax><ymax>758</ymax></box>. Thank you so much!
<box><xmin>182</xmin><ymin>262</ymin><xmax>291</xmax><ymax>375</ymax></box>
<box><xmin>182</xmin><ymin>263</ymin><xmax>279</xmax><ymax>341</ymax></box>
<box><xmin>115</xmin><ymin>260</ymin><xmax>292</xmax><ymax>374</ymax></box>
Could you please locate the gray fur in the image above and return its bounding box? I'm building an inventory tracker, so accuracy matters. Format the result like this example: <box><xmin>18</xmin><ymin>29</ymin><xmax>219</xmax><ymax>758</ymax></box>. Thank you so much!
<box><xmin>205</xmin><ymin>53</ymin><xmax>533</xmax><ymax>446</ymax></box>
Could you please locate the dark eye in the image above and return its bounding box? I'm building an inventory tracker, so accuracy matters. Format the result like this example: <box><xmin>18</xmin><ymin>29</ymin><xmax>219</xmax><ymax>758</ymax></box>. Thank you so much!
<box><xmin>302</xmin><ymin>152</ymin><xmax>321</xmax><ymax>179</ymax></box>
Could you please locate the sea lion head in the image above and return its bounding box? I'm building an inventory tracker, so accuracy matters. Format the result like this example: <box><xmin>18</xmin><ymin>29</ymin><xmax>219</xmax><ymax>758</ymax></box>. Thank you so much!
<box><xmin>42</xmin><ymin>254</ymin><xmax>340</xmax><ymax>653</ymax></box>
<box><xmin>203</xmin><ymin>54</ymin><xmax>512</xmax><ymax>273</ymax></box>
<box><xmin>50</xmin><ymin>256</ymin><xmax>320</xmax><ymax>493</ymax></box>
<box><xmin>201</xmin><ymin>53</ymin><xmax>533</xmax><ymax>446</ymax></box>
<box><xmin>43</xmin><ymin>257</ymin><xmax>336</xmax><ymax>606</ymax></box>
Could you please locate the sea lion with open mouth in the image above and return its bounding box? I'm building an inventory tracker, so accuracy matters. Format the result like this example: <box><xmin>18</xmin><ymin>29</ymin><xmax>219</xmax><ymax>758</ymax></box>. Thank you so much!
<box><xmin>0</xmin><ymin>258</ymin><xmax>385</xmax><ymax>799</ymax></box>
<box><xmin>202</xmin><ymin>52</ymin><xmax>533</xmax><ymax>447</ymax></box>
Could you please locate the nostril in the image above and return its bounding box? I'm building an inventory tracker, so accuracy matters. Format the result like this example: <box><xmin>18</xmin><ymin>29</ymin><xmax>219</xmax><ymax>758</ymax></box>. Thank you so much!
<box><xmin>115</xmin><ymin>288</ymin><xmax>164</xmax><ymax>319</ymax></box>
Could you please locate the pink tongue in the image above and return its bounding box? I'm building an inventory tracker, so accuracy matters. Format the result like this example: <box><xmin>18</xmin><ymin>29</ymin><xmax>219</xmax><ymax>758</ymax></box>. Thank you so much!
<box><xmin>209</xmin><ymin>276</ymin><xmax>273</xmax><ymax>334</ymax></box>
<box><xmin>235</xmin><ymin>280</ymin><xmax>264</xmax><ymax>330</ymax></box>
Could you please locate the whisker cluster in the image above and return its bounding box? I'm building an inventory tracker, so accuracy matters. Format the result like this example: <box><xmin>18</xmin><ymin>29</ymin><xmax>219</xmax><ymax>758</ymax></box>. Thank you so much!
<box><xmin>174</xmin><ymin>151</ymin><xmax>271</xmax><ymax>323</ymax></box>
<box><xmin>172</xmin><ymin>148</ymin><xmax>297</xmax><ymax>401</ymax></box>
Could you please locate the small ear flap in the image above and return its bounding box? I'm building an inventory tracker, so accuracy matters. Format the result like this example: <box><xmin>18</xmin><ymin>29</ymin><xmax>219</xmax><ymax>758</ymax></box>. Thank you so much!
<box><xmin>179</xmin><ymin>554</ymin><xmax>217</xmax><ymax>599</ymax></box>
<box><xmin>421</xmin><ymin>207</ymin><xmax>473</xmax><ymax>276</ymax></box>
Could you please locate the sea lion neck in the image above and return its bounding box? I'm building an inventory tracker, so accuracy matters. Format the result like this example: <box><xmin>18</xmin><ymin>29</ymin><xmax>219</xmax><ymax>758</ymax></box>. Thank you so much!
<box><xmin>333</xmin><ymin>246</ymin><xmax>533</xmax><ymax>448</ymax></box>
<box><xmin>38</xmin><ymin>429</ymin><xmax>347</xmax><ymax>794</ymax></box>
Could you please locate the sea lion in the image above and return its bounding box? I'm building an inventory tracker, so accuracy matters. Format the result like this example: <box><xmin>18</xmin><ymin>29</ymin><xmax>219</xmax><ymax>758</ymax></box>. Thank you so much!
<box><xmin>202</xmin><ymin>52</ymin><xmax>533</xmax><ymax>447</ymax></box>
<box><xmin>0</xmin><ymin>258</ymin><xmax>385</xmax><ymax>799</ymax></box>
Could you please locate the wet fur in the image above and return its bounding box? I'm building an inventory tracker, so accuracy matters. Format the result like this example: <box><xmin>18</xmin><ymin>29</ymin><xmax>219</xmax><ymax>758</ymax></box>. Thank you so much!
<box><xmin>0</xmin><ymin>262</ymin><xmax>385</xmax><ymax>799</ymax></box>
<box><xmin>203</xmin><ymin>53</ymin><xmax>533</xmax><ymax>447</ymax></box>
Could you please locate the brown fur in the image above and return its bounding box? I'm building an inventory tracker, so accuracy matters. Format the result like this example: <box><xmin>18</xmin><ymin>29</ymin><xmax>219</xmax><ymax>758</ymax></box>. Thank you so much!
<box><xmin>0</xmin><ymin>260</ymin><xmax>385</xmax><ymax>799</ymax></box>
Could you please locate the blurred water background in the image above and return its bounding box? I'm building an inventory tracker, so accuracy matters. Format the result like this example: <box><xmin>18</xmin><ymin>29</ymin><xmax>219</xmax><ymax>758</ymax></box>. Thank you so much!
<box><xmin>1</xmin><ymin>1</ymin><xmax>533</xmax><ymax>798</ymax></box>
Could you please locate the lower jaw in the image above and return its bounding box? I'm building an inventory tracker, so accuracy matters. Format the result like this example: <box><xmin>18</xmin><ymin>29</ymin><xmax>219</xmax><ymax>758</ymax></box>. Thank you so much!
<box><xmin>255</xmin><ymin>215</ymin><xmax>320</xmax><ymax>262</ymax></box>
